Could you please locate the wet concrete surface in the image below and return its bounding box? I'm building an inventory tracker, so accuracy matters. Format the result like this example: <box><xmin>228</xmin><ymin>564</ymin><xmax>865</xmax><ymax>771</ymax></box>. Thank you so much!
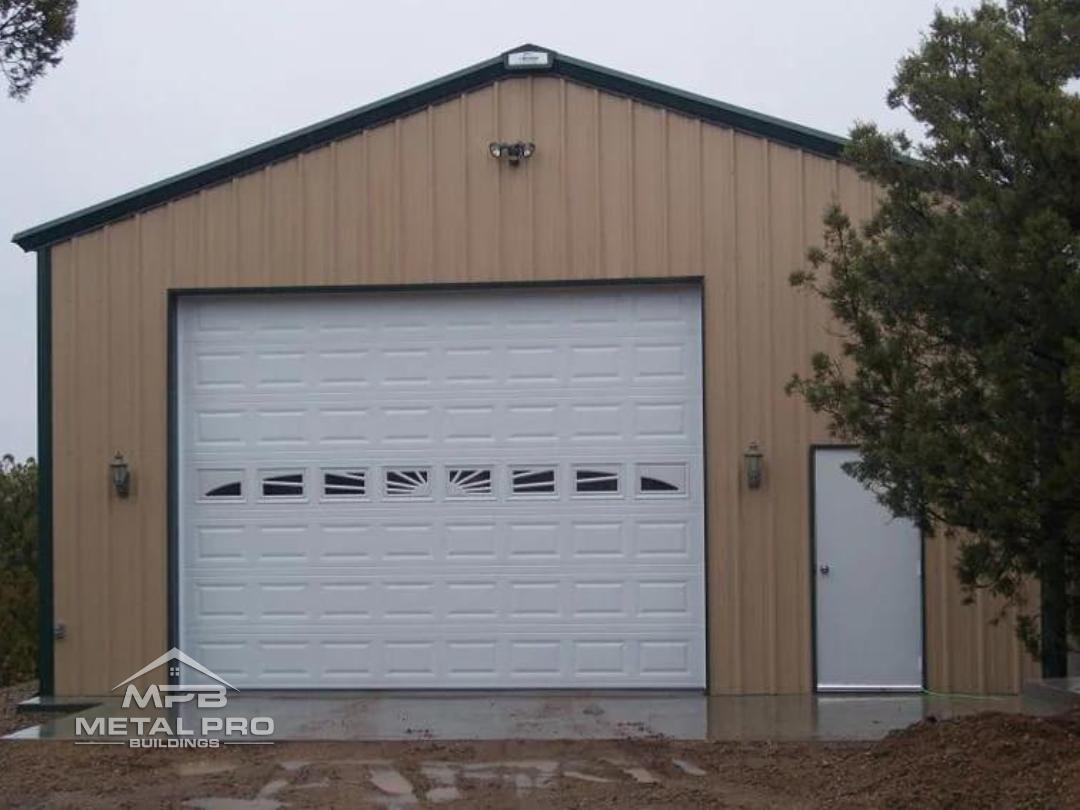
<box><xmin>1024</xmin><ymin>677</ymin><xmax>1080</xmax><ymax>706</ymax></box>
<box><xmin>6</xmin><ymin>690</ymin><xmax>1062</xmax><ymax>742</ymax></box>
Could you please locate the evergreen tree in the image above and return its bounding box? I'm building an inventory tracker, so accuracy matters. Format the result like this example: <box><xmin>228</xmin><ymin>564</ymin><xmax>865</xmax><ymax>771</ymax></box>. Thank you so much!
<box><xmin>789</xmin><ymin>0</ymin><xmax>1080</xmax><ymax>675</ymax></box>
<box><xmin>0</xmin><ymin>455</ymin><xmax>37</xmax><ymax>684</ymax></box>
<box><xmin>0</xmin><ymin>0</ymin><xmax>76</xmax><ymax>99</ymax></box>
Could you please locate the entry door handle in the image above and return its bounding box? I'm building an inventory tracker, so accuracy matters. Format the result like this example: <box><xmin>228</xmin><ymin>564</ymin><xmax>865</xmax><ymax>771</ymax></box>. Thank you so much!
<box><xmin>819</xmin><ymin>564</ymin><xmax>830</xmax><ymax>576</ymax></box>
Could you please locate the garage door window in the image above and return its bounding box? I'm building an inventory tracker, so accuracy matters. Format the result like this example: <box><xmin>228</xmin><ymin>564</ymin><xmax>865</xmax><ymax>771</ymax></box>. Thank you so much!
<box><xmin>260</xmin><ymin>470</ymin><xmax>305</xmax><ymax>499</ymax></box>
<box><xmin>198</xmin><ymin>469</ymin><xmax>244</xmax><ymax>501</ymax></box>
<box><xmin>322</xmin><ymin>469</ymin><xmax>367</xmax><ymax>499</ymax></box>
<box><xmin>510</xmin><ymin>466</ymin><xmax>557</xmax><ymax>496</ymax></box>
<box><xmin>636</xmin><ymin>463</ymin><xmax>687</xmax><ymax>497</ymax></box>
<box><xmin>574</xmin><ymin>465</ymin><xmax>621</xmax><ymax>496</ymax></box>
<box><xmin>446</xmin><ymin>467</ymin><xmax>493</xmax><ymax>498</ymax></box>
<box><xmin>384</xmin><ymin>468</ymin><xmax>431</xmax><ymax>498</ymax></box>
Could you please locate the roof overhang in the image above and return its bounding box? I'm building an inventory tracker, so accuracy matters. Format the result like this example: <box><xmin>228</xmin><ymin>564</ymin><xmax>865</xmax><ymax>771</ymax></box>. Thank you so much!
<box><xmin>12</xmin><ymin>44</ymin><xmax>848</xmax><ymax>252</ymax></box>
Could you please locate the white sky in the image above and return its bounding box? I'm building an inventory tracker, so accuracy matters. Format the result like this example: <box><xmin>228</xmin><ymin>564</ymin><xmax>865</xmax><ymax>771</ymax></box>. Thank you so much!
<box><xmin>0</xmin><ymin>0</ymin><xmax>970</xmax><ymax>460</ymax></box>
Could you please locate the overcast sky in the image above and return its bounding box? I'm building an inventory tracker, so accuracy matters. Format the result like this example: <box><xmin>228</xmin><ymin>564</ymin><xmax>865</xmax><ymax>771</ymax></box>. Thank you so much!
<box><xmin>0</xmin><ymin>0</ymin><xmax>973</xmax><ymax>460</ymax></box>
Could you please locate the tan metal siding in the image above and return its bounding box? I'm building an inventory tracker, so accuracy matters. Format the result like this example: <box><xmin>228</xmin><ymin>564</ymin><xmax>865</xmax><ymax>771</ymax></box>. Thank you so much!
<box><xmin>924</xmin><ymin>533</ymin><xmax>1040</xmax><ymax>693</ymax></box>
<box><xmin>48</xmin><ymin>74</ymin><xmax>1034</xmax><ymax>695</ymax></box>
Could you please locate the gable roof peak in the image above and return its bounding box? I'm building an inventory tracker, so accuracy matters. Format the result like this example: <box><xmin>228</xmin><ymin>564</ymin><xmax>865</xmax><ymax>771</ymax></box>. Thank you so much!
<box><xmin>12</xmin><ymin>46</ymin><xmax>847</xmax><ymax>251</ymax></box>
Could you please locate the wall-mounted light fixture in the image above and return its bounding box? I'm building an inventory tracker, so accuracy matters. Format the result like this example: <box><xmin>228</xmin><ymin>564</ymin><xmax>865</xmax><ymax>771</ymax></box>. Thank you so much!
<box><xmin>489</xmin><ymin>141</ymin><xmax>535</xmax><ymax>167</ymax></box>
<box><xmin>109</xmin><ymin>452</ymin><xmax>131</xmax><ymax>498</ymax></box>
<box><xmin>745</xmin><ymin>442</ymin><xmax>764</xmax><ymax>490</ymax></box>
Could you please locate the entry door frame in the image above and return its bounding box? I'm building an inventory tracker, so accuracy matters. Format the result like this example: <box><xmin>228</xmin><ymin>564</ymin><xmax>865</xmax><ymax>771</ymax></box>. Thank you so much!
<box><xmin>808</xmin><ymin>444</ymin><xmax>927</xmax><ymax>693</ymax></box>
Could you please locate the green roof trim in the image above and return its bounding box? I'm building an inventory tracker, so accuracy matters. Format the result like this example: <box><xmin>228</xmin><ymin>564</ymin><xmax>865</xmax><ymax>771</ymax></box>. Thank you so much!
<box><xmin>12</xmin><ymin>45</ymin><xmax>848</xmax><ymax>252</ymax></box>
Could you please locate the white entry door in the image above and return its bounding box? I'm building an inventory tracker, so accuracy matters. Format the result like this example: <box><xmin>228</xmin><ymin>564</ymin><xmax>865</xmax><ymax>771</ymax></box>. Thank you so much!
<box><xmin>177</xmin><ymin>285</ymin><xmax>705</xmax><ymax>689</ymax></box>
<box><xmin>813</xmin><ymin>448</ymin><xmax>923</xmax><ymax>691</ymax></box>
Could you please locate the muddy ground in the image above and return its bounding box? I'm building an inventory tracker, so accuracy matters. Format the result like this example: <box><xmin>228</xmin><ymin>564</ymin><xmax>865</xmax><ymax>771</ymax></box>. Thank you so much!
<box><xmin>2</xmin><ymin>682</ymin><xmax>1079</xmax><ymax>808</ymax></box>
<box><xmin>0</xmin><ymin>682</ymin><xmax>51</xmax><ymax>739</ymax></box>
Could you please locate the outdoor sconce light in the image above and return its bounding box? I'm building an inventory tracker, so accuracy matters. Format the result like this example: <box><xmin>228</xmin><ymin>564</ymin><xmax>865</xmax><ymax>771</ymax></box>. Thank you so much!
<box><xmin>745</xmin><ymin>442</ymin><xmax>764</xmax><ymax>490</ymax></box>
<box><xmin>489</xmin><ymin>141</ymin><xmax>535</xmax><ymax>167</ymax></box>
<box><xmin>110</xmin><ymin>452</ymin><xmax>131</xmax><ymax>498</ymax></box>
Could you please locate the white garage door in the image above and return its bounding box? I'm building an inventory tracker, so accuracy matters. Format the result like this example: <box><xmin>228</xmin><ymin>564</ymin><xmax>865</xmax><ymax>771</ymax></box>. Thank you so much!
<box><xmin>178</xmin><ymin>285</ymin><xmax>705</xmax><ymax>688</ymax></box>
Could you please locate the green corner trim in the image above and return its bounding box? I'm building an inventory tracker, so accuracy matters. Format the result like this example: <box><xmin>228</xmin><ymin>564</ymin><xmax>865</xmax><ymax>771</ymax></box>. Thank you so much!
<box><xmin>36</xmin><ymin>247</ymin><xmax>54</xmax><ymax>696</ymax></box>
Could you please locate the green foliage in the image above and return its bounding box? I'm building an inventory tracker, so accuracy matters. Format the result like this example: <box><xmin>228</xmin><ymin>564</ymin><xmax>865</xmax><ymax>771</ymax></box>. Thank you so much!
<box><xmin>0</xmin><ymin>0</ymin><xmax>76</xmax><ymax>100</ymax></box>
<box><xmin>0</xmin><ymin>454</ymin><xmax>37</xmax><ymax>685</ymax></box>
<box><xmin>788</xmin><ymin>1</ymin><xmax>1080</xmax><ymax>663</ymax></box>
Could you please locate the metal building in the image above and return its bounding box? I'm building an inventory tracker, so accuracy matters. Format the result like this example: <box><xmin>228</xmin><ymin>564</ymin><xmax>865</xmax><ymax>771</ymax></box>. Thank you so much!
<box><xmin>13</xmin><ymin>46</ymin><xmax>1036</xmax><ymax>697</ymax></box>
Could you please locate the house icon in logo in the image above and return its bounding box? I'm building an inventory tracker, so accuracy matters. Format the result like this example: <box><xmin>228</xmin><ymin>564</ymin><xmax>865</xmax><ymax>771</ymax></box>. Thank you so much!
<box><xmin>113</xmin><ymin>647</ymin><xmax>237</xmax><ymax>703</ymax></box>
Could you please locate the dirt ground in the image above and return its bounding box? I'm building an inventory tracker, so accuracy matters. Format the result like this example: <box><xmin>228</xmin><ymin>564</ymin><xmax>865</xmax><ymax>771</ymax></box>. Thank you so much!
<box><xmin>0</xmin><ymin>682</ymin><xmax>52</xmax><ymax>739</ymax></box>
<box><xmin>2</xmin><ymin>683</ymin><xmax>1079</xmax><ymax>808</ymax></box>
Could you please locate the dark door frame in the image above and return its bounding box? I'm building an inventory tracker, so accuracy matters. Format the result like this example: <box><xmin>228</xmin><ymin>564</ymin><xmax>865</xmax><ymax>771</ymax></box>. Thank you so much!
<box><xmin>808</xmin><ymin>444</ymin><xmax>927</xmax><ymax>692</ymax></box>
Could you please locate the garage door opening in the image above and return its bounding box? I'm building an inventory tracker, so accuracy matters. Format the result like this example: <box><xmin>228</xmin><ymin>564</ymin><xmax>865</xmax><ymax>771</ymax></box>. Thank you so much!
<box><xmin>176</xmin><ymin>284</ymin><xmax>705</xmax><ymax>689</ymax></box>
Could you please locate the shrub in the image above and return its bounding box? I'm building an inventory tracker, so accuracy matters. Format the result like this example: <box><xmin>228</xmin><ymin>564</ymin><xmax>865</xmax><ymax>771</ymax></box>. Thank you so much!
<box><xmin>0</xmin><ymin>455</ymin><xmax>37</xmax><ymax>685</ymax></box>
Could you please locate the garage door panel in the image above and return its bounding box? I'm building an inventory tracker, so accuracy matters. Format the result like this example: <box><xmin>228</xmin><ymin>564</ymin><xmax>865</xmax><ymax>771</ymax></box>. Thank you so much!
<box><xmin>181</xmin><ymin>289</ymin><xmax>702</xmax><ymax>338</ymax></box>
<box><xmin>185</xmin><ymin>397</ymin><xmax>701</xmax><ymax>451</ymax></box>
<box><xmin>185</xmin><ymin>572</ymin><xmax>702</xmax><ymax>628</ymax></box>
<box><xmin>192</xmin><ymin>350</ymin><xmax>249</xmax><ymax>391</ymax></box>
<box><xmin>185</xmin><ymin>342</ymin><xmax>699</xmax><ymax>395</ymax></box>
<box><xmin>443</xmin><ymin>405</ymin><xmax>498</xmax><ymax>445</ymax></box>
<box><xmin>315</xmin><ymin>353</ymin><xmax>374</xmax><ymax>389</ymax></box>
<box><xmin>568</xmin><ymin>401</ymin><xmax>628</xmax><ymax>442</ymax></box>
<box><xmin>179</xmin><ymin>285</ymin><xmax>704</xmax><ymax>689</ymax></box>
<box><xmin>185</xmin><ymin>633</ymin><xmax>705</xmax><ymax>687</ymax></box>
<box><xmin>316</xmin><ymin>408</ymin><xmax>373</xmax><ymax>446</ymax></box>
<box><xmin>185</xmin><ymin>460</ymin><xmax>705</xmax><ymax>499</ymax></box>
<box><xmin>193</xmin><ymin>409</ymin><xmax>249</xmax><ymax>449</ymax></box>
<box><xmin>633</xmin><ymin>400</ymin><xmax>695</xmax><ymax>441</ymax></box>
<box><xmin>633</xmin><ymin>518</ymin><xmax>695</xmax><ymax>559</ymax></box>
<box><xmin>185</xmin><ymin>515</ymin><xmax>704</xmax><ymax>568</ymax></box>
<box><xmin>252</xmin><ymin>525</ymin><xmax>309</xmax><ymax>563</ymax></box>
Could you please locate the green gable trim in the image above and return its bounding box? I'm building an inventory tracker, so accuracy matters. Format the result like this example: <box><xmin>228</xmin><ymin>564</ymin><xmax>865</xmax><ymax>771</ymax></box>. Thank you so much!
<box><xmin>12</xmin><ymin>45</ymin><xmax>847</xmax><ymax>252</ymax></box>
<box><xmin>554</xmin><ymin>52</ymin><xmax>846</xmax><ymax>159</ymax></box>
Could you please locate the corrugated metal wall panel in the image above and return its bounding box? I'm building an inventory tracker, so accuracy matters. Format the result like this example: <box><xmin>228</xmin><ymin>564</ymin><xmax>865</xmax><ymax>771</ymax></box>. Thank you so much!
<box><xmin>47</xmin><ymin>75</ymin><xmax>1034</xmax><ymax>695</ymax></box>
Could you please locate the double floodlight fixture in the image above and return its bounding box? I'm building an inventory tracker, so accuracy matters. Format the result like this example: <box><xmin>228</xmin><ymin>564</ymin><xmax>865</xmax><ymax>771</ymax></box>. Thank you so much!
<box><xmin>489</xmin><ymin>141</ymin><xmax>536</xmax><ymax>167</ymax></box>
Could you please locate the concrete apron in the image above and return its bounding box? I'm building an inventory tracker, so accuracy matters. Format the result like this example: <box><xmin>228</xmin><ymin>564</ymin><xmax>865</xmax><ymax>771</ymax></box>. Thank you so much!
<box><xmin>6</xmin><ymin>691</ymin><xmax>1062</xmax><ymax>742</ymax></box>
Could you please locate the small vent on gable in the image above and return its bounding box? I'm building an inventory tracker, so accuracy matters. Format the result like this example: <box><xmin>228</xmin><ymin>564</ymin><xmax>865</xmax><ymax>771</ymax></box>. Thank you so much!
<box><xmin>504</xmin><ymin>48</ymin><xmax>553</xmax><ymax>71</ymax></box>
